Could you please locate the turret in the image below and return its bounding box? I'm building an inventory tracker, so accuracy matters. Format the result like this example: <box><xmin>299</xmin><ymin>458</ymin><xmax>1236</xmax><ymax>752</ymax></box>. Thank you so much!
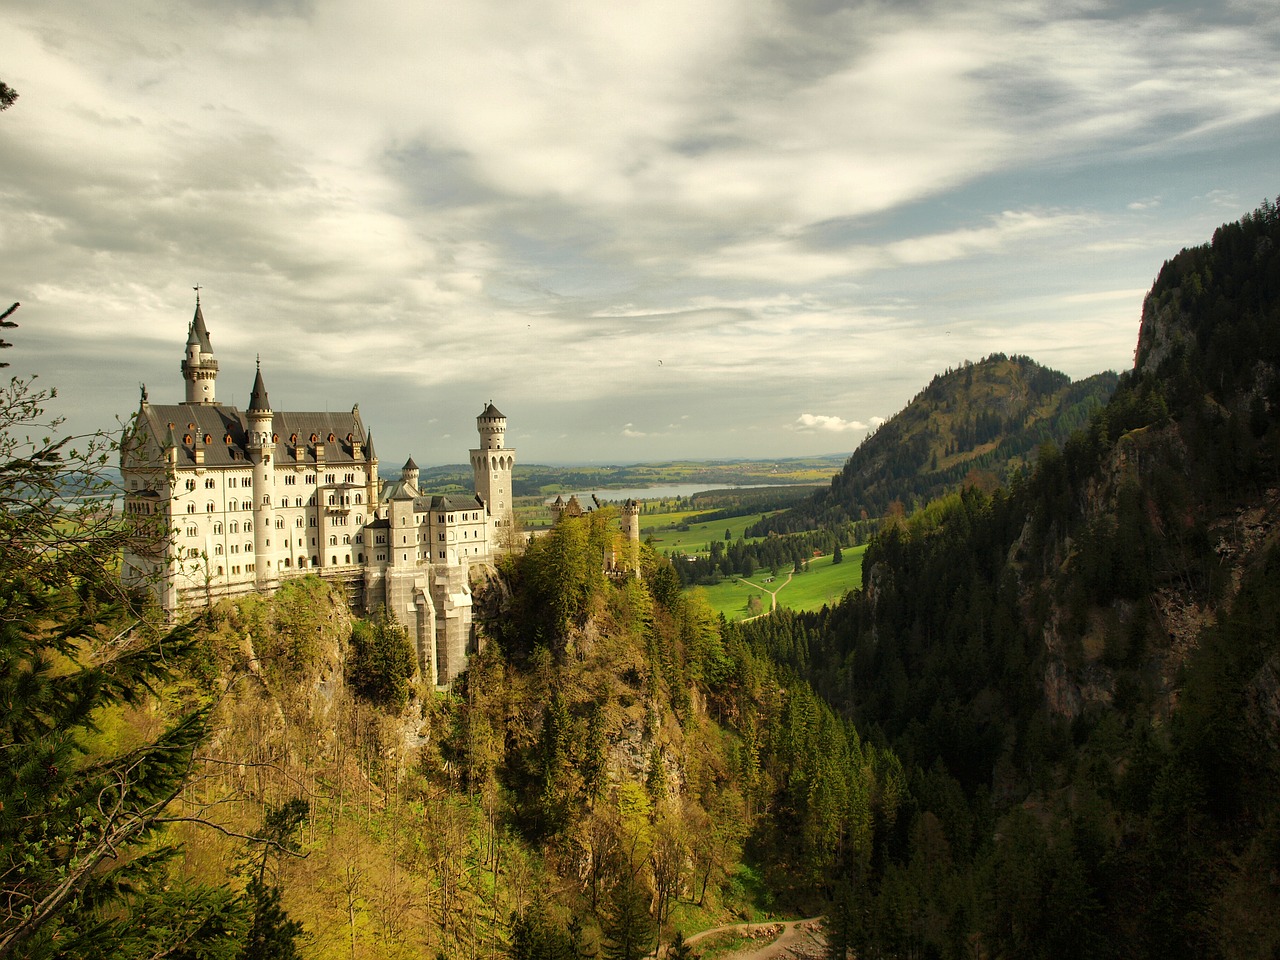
<box><xmin>180</xmin><ymin>291</ymin><xmax>218</xmax><ymax>404</ymax></box>
<box><xmin>246</xmin><ymin>360</ymin><xmax>277</xmax><ymax>589</ymax></box>
<box><xmin>401</xmin><ymin>457</ymin><xmax>420</xmax><ymax>494</ymax></box>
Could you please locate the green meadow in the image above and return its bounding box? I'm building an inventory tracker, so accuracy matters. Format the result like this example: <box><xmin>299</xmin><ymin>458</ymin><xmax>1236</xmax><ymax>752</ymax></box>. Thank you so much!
<box><xmin>641</xmin><ymin>510</ymin><xmax>781</xmax><ymax>554</ymax></box>
<box><xmin>695</xmin><ymin>545</ymin><xmax>866</xmax><ymax>620</ymax></box>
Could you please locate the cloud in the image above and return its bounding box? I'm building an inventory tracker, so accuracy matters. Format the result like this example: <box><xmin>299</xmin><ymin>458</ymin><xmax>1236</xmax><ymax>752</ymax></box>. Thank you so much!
<box><xmin>790</xmin><ymin>413</ymin><xmax>872</xmax><ymax>434</ymax></box>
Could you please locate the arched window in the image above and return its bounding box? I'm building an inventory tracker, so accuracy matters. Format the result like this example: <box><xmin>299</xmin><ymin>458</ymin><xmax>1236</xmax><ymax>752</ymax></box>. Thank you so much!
<box><xmin>275</xmin><ymin>518</ymin><xmax>284</xmax><ymax>529</ymax></box>
<box><xmin>214</xmin><ymin>544</ymin><xmax>223</xmax><ymax>555</ymax></box>
<box><xmin>355</xmin><ymin>494</ymin><xmax>362</xmax><ymax>504</ymax></box>
<box><xmin>213</xmin><ymin>522</ymin><xmax>222</xmax><ymax>534</ymax></box>
<box><xmin>244</xmin><ymin>521</ymin><xmax>252</xmax><ymax>532</ymax></box>
<box><xmin>328</xmin><ymin>535</ymin><xmax>337</xmax><ymax>546</ymax></box>
<box><xmin>262</xmin><ymin>495</ymin><xmax>270</xmax><ymax>506</ymax></box>
<box><xmin>187</xmin><ymin>503</ymin><xmax>196</xmax><ymax>514</ymax></box>
<box><xmin>229</xmin><ymin>521</ymin><xmax>239</xmax><ymax>534</ymax></box>
<box><xmin>229</xmin><ymin>499</ymin><xmax>238</xmax><ymax>511</ymax></box>
<box><xmin>206</xmin><ymin>502</ymin><xmax>214</xmax><ymax>513</ymax></box>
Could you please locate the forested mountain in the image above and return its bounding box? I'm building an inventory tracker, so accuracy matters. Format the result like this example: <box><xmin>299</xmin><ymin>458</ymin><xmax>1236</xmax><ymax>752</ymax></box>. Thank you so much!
<box><xmin>751</xmin><ymin>355</ymin><xmax>1117</xmax><ymax>535</ymax></box>
<box><xmin>740</xmin><ymin>197</ymin><xmax>1280</xmax><ymax>957</ymax></box>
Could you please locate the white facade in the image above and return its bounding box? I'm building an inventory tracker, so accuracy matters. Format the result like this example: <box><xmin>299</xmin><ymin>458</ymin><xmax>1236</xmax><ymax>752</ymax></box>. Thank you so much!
<box><xmin>120</xmin><ymin>299</ymin><xmax>514</xmax><ymax>684</ymax></box>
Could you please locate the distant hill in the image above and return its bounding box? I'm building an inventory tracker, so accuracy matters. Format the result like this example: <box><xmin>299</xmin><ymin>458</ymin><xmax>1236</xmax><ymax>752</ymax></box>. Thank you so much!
<box><xmin>751</xmin><ymin>354</ymin><xmax>1117</xmax><ymax>534</ymax></box>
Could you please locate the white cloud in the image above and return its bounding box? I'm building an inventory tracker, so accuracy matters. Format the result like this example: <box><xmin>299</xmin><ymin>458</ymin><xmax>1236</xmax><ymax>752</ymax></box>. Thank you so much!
<box><xmin>790</xmin><ymin>414</ymin><xmax>871</xmax><ymax>434</ymax></box>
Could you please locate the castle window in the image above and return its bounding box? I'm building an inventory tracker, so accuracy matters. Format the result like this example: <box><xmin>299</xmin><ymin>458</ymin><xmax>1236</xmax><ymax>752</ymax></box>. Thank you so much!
<box><xmin>375</xmin><ymin>534</ymin><xmax>385</xmax><ymax>544</ymax></box>
<box><xmin>354</xmin><ymin>494</ymin><xmax>362</xmax><ymax>505</ymax></box>
<box><xmin>217</xmin><ymin>565</ymin><xmax>224</xmax><ymax>575</ymax></box>
<box><xmin>224</xmin><ymin>434</ymin><xmax>232</xmax><ymax>444</ymax></box>
<box><xmin>344</xmin><ymin>473</ymin><xmax>354</xmax><ymax>484</ymax></box>
<box><xmin>295</xmin><ymin>498</ymin><xmax>302</xmax><ymax>507</ymax></box>
<box><xmin>214</xmin><ymin>544</ymin><xmax>223</xmax><ymax>555</ymax></box>
<box><xmin>325</xmin><ymin>473</ymin><xmax>335</xmax><ymax>485</ymax></box>
<box><xmin>329</xmin><ymin>536</ymin><xmax>337</xmax><ymax>546</ymax></box>
<box><xmin>438</xmin><ymin>532</ymin><xmax>445</xmax><ymax>541</ymax></box>
<box><xmin>332</xmin><ymin>556</ymin><xmax>338</xmax><ymax>565</ymax></box>
<box><xmin>186</xmin><ymin>548</ymin><xmax>199</xmax><ymax>559</ymax></box>
<box><xmin>205</xmin><ymin>478</ymin><xmax>215</xmax><ymax>489</ymax></box>
<box><xmin>438</xmin><ymin>515</ymin><xmax>444</xmax><ymax>523</ymax></box>
<box><xmin>246</xmin><ymin>564</ymin><xmax>254</xmax><ymax>573</ymax></box>
<box><xmin>185</xmin><ymin>480</ymin><xmax>196</xmax><ymax>492</ymax></box>
<box><xmin>283</xmin><ymin>557</ymin><xmax>291</xmax><ymax>567</ymax></box>
<box><xmin>203</xmin><ymin>434</ymin><xmax>211</xmax><ymax>444</ymax></box>
<box><xmin>206</xmin><ymin>502</ymin><xmax>214</xmax><ymax>513</ymax></box>
<box><xmin>438</xmin><ymin>551</ymin><xmax>446</xmax><ymax>560</ymax></box>
<box><xmin>328</xmin><ymin>433</ymin><xmax>335</xmax><ymax>443</ymax></box>
<box><xmin>344</xmin><ymin>554</ymin><xmax>350</xmax><ymax>564</ymax></box>
<box><xmin>280</xmin><ymin>499</ymin><xmax>287</xmax><ymax>508</ymax></box>
<box><xmin>272</xmin><ymin>433</ymin><xmax>279</xmax><ymax>443</ymax></box>
<box><xmin>262</xmin><ymin>495</ymin><xmax>270</xmax><ymax>506</ymax></box>
<box><xmin>355</xmin><ymin>514</ymin><xmax>363</xmax><ymax>524</ymax></box>
<box><xmin>355</xmin><ymin>534</ymin><xmax>363</xmax><ymax>544</ymax></box>
<box><xmin>275</xmin><ymin>518</ymin><xmax>284</xmax><ymax>529</ymax></box>
<box><xmin>298</xmin><ymin>557</ymin><xmax>306</xmax><ymax>568</ymax></box>
<box><xmin>187</xmin><ymin>503</ymin><xmax>196</xmax><ymax>514</ymax></box>
<box><xmin>245</xmin><ymin>542</ymin><xmax>253</xmax><ymax>553</ymax></box>
<box><xmin>213</xmin><ymin>522</ymin><xmax>222</xmax><ymax>534</ymax></box>
<box><xmin>244</xmin><ymin>521</ymin><xmax>252</xmax><ymax>532</ymax></box>
<box><xmin>309</xmin><ymin>517</ymin><xmax>316</xmax><ymax>527</ymax></box>
<box><xmin>231</xmin><ymin>545</ymin><xmax>239</xmax><ymax>554</ymax></box>
<box><xmin>184</xmin><ymin>434</ymin><xmax>192</xmax><ymax>445</ymax></box>
<box><xmin>229</xmin><ymin>499</ymin><xmax>238</xmax><ymax>511</ymax></box>
<box><xmin>228</xmin><ymin>478</ymin><xmax>237</xmax><ymax>488</ymax></box>
<box><xmin>312</xmin><ymin>556</ymin><xmax>319</xmax><ymax>565</ymax></box>
<box><xmin>342</xmin><ymin>535</ymin><xmax>350</xmax><ymax>545</ymax></box>
<box><xmin>327</xmin><ymin>495</ymin><xmax>334</xmax><ymax>506</ymax></box>
<box><xmin>357</xmin><ymin>553</ymin><xmax>363</xmax><ymax>563</ymax></box>
<box><xmin>284</xmin><ymin>475</ymin><xmax>296</xmax><ymax>485</ymax></box>
<box><xmin>296</xmin><ymin>518</ymin><xmax>303</xmax><ymax>527</ymax></box>
<box><xmin>376</xmin><ymin>553</ymin><xmax>385</xmax><ymax>561</ymax></box>
<box><xmin>186</xmin><ymin>526</ymin><xmax>197</xmax><ymax>537</ymax></box>
<box><xmin>230</xmin><ymin>521</ymin><xmax>238</xmax><ymax>534</ymax></box>
<box><xmin>305</xmin><ymin>474</ymin><xmax>315</xmax><ymax>485</ymax></box>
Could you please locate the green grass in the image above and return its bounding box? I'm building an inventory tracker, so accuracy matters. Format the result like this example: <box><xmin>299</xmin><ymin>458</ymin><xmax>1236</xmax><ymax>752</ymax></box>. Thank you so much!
<box><xmin>694</xmin><ymin>546</ymin><xmax>866</xmax><ymax>620</ymax></box>
<box><xmin>642</xmin><ymin>511</ymin><xmax>780</xmax><ymax>554</ymax></box>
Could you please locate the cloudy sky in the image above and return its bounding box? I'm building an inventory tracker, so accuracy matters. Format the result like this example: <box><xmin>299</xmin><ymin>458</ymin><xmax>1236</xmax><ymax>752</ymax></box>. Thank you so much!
<box><xmin>3</xmin><ymin>0</ymin><xmax>1278</xmax><ymax>466</ymax></box>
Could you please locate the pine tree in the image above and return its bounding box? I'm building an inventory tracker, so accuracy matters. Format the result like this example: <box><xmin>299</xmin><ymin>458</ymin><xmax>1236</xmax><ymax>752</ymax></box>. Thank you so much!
<box><xmin>600</xmin><ymin>871</ymin><xmax>655</xmax><ymax>960</ymax></box>
<box><xmin>0</xmin><ymin>332</ymin><xmax>246</xmax><ymax>958</ymax></box>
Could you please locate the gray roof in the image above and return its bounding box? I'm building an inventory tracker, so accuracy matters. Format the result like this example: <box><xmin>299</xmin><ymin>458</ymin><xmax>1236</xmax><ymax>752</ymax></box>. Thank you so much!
<box><xmin>248</xmin><ymin>364</ymin><xmax>270</xmax><ymax>412</ymax></box>
<box><xmin>187</xmin><ymin>301</ymin><xmax>213</xmax><ymax>353</ymax></box>
<box><xmin>127</xmin><ymin>401</ymin><xmax>370</xmax><ymax>470</ymax></box>
<box><xmin>479</xmin><ymin>402</ymin><xmax>504</xmax><ymax>420</ymax></box>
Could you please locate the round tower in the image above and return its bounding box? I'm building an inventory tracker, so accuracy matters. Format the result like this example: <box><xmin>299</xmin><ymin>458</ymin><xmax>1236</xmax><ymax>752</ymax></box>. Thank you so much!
<box><xmin>620</xmin><ymin>498</ymin><xmax>641</xmax><ymax>577</ymax></box>
<box><xmin>246</xmin><ymin>360</ymin><xmax>277</xmax><ymax>589</ymax></box>
<box><xmin>180</xmin><ymin>291</ymin><xmax>218</xmax><ymax>404</ymax></box>
<box><xmin>470</xmin><ymin>402</ymin><xmax>515</xmax><ymax>541</ymax></box>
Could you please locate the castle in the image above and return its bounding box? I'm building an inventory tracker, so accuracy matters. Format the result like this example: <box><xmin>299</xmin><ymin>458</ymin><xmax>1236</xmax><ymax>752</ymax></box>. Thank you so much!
<box><xmin>120</xmin><ymin>296</ymin><xmax>516</xmax><ymax>685</ymax></box>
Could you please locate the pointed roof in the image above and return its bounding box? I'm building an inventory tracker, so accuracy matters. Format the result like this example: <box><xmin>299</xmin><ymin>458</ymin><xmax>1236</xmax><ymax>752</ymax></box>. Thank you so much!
<box><xmin>479</xmin><ymin>402</ymin><xmax>505</xmax><ymax>420</ymax></box>
<box><xmin>247</xmin><ymin>360</ymin><xmax>270</xmax><ymax>412</ymax></box>
<box><xmin>365</xmin><ymin>430</ymin><xmax>376</xmax><ymax>460</ymax></box>
<box><xmin>403</xmin><ymin>456</ymin><xmax>418</xmax><ymax>471</ymax></box>
<box><xmin>187</xmin><ymin>298</ymin><xmax>213</xmax><ymax>353</ymax></box>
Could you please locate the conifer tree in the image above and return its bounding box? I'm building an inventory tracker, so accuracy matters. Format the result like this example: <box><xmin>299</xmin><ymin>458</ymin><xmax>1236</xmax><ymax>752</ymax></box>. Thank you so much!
<box><xmin>0</xmin><ymin>323</ymin><xmax>247</xmax><ymax>958</ymax></box>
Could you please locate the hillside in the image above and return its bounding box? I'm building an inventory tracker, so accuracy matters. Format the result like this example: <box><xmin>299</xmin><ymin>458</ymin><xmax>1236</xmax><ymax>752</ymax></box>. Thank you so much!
<box><xmin>740</xmin><ymin>196</ymin><xmax>1280</xmax><ymax>957</ymax></box>
<box><xmin>751</xmin><ymin>354</ymin><xmax>1117</xmax><ymax>535</ymax></box>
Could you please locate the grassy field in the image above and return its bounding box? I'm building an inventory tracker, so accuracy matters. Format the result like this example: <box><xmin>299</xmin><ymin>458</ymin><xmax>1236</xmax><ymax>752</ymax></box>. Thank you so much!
<box><xmin>641</xmin><ymin>510</ymin><xmax>782</xmax><ymax>554</ymax></box>
<box><xmin>694</xmin><ymin>546</ymin><xmax>866</xmax><ymax>620</ymax></box>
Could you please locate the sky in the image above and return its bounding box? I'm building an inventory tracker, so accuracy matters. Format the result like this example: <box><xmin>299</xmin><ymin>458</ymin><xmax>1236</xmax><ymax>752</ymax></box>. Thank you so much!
<box><xmin>2</xmin><ymin>0</ymin><xmax>1278</xmax><ymax>467</ymax></box>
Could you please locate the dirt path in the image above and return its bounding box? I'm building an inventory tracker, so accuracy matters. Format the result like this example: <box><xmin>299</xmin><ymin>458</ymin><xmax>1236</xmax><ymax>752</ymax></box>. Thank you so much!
<box><xmin>739</xmin><ymin>571</ymin><xmax>794</xmax><ymax>620</ymax></box>
<box><xmin>681</xmin><ymin>916</ymin><xmax>826</xmax><ymax>959</ymax></box>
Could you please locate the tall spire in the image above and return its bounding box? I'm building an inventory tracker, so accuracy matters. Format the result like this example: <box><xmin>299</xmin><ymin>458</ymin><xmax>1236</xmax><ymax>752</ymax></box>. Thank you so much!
<box><xmin>248</xmin><ymin>356</ymin><xmax>271</xmax><ymax>412</ymax></box>
<box><xmin>181</xmin><ymin>289</ymin><xmax>218</xmax><ymax>404</ymax></box>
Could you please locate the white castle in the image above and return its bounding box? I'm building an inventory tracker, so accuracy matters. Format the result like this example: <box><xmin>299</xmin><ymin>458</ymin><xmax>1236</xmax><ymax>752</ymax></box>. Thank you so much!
<box><xmin>120</xmin><ymin>296</ymin><xmax>516</xmax><ymax>684</ymax></box>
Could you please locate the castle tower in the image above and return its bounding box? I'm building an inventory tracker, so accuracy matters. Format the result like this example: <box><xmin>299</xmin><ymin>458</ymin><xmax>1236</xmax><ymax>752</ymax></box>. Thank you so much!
<box><xmin>402</xmin><ymin>457</ymin><xmax>420</xmax><ymax>494</ymax></box>
<box><xmin>470</xmin><ymin>402</ymin><xmax>515</xmax><ymax>541</ymax></box>
<box><xmin>364</xmin><ymin>430</ymin><xmax>379</xmax><ymax>507</ymax></box>
<box><xmin>246</xmin><ymin>360</ymin><xmax>277</xmax><ymax>590</ymax></box>
<box><xmin>180</xmin><ymin>291</ymin><xmax>218</xmax><ymax>404</ymax></box>
<box><xmin>620</xmin><ymin>498</ymin><xmax>641</xmax><ymax>576</ymax></box>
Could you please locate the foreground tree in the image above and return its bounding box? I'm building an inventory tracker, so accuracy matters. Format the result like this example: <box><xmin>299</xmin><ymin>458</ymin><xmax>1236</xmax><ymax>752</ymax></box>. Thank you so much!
<box><xmin>0</xmin><ymin>317</ymin><xmax>249</xmax><ymax>957</ymax></box>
